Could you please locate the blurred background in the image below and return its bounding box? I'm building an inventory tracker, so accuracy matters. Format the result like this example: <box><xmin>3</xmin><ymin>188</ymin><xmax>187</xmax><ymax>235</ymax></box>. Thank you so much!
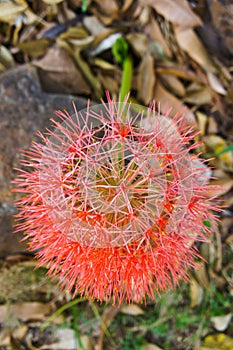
<box><xmin>0</xmin><ymin>0</ymin><xmax>232</xmax><ymax>349</ymax></box>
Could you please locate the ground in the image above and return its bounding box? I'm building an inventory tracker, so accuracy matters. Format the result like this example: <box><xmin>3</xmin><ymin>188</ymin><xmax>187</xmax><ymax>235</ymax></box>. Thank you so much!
<box><xmin>0</xmin><ymin>1</ymin><xmax>232</xmax><ymax>349</ymax></box>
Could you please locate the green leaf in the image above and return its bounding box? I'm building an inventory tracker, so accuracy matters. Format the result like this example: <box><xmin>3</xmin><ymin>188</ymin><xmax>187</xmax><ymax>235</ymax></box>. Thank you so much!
<box><xmin>81</xmin><ymin>0</ymin><xmax>88</xmax><ymax>12</ymax></box>
<box><xmin>112</xmin><ymin>37</ymin><xmax>129</xmax><ymax>64</ymax></box>
<box><xmin>215</xmin><ymin>144</ymin><xmax>233</xmax><ymax>156</ymax></box>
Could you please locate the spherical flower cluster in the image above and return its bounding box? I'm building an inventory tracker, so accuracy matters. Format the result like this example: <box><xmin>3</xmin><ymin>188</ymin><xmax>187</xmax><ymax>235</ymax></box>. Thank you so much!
<box><xmin>14</xmin><ymin>95</ymin><xmax>219</xmax><ymax>304</ymax></box>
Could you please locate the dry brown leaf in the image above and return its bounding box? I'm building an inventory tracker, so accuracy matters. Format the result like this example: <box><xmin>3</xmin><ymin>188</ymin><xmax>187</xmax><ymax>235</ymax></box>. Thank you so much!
<box><xmin>0</xmin><ymin>2</ymin><xmax>27</xmax><ymax>24</ymax></box>
<box><xmin>208</xmin><ymin>179</ymin><xmax>233</xmax><ymax>197</ymax></box>
<box><xmin>194</xmin><ymin>261</ymin><xmax>209</xmax><ymax>288</ymax></box>
<box><xmin>34</xmin><ymin>46</ymin><xmax>91</xmax><ymax>95</ymax></box>
<box><xmin>0</xmin><ymin>62</ymin><xmax>5</xmax><ymax>72</ymax></box>
<box><xmin>175</xmin><ymin>28</ymin><xmax>216</xmax><ymax>72</ymax></box>
<box><xmin>57</xmin><ymin>38</ymin><xmax>103</xmax><ymax>99</ymax></box>
<box><xmin>121</xmin><ymin>0</ymin><xmax>135</xmax><ymax>13</ymax></box>
<box><xmin>126</xmin><ymin>33</ymin><xmax>149</xmax><ymax>58</ymax></box>
<box><xmin>145</xmin><ymin>17</ymin><xmax>171</xmax><ymax>58</ymax></box>
<box><xmin>140</xmin><ymin>0</ymin><xmax>202</xmax><ymax>29</ymax></box>
<box><xmin>98</xmin><ymin>73</ymin><xmax>119</xmax><ymax>93</ymax></box>
<box><xmin>83</xmin><ymin>16</ymin><xmax>106</xmax><ymax>36</ymax></box>
<box><xmin>92</xmin><ymin>0</ymin><xmax>119</xmax><ymax>25</ymax></box>
<box><xmin>185</xmin><ymin>86</ymin><xmax>212</xmax><ymax>105</ymax></box>
<box><xmin>207</xmin><ymin>71</ymin><xmax>227</xmax><ymax>95</ymax></box>
<box><xmin>154</xmin><ymin>80</ymin><xmax>196</xmax><ymax>125</ymax></box>
<box><xmin>12</xmin><ymin>325</ymin><xmax>28</xmax><ymax>341</ymax></box>
<box><xmin>142</xmin><ymin>344</ymin><xmax>163</xmax><ymax>350</ymax></box>
<box><xmin>121</xmin><ymin>304</ymin><xmax>145</xmax><ymax>315</ymax></box>
<box><xmin>156</xmin><ymin>64</ymin><xmax>203</xmax><ymax>83</ymax></box>
<box><xmin>0</xmin><ymin>329</ymin><xmax>10</xmax><ymax>347</ymax></box>
<box><xmin>18</xmin><ymin>38</ymin><xmax>50</xmax><ymax>59</ymax></box>
<box><xmin>77</xmin><ymin>335</ymin><xmax>93</xmax><ymax>350</ymax></box>
<box><xmin>138</xmin><ymin>5</ymin><xmax>151</xmax><ymax>26</ymax></box>
<box><xmin>0</xmin><ymin>302</ymin><xmax>53</xmax><ymax>323</ymax></box>
<box><xmin>137</xmin><ymin>53</ymin><xmax>156</xmax><ymax>104</ymax></box>
<box><xmin>221</xmin><ymin>218</ymin><xmax>233</xmax><ymax>240</ymax></box>
<box><xmin>93</xmin><ymin>58</ymin><xmax>116</xmax><ymax>70</ymax></box>
<box><xmin>159</xmin><ymin>74</ymin><xmax>185</xmax><ymax>97</ymax></box>
<box><xmin>207</xmin><ymin>116</ymin><xmax>218</xmax><ymax>134</ymax></box>
<box><xmin>59</xmin><ymin>26</ymin><xmax>89</xmax><ymax>40</ymax></box>
<box><xmin>196</xmin><ymin>111</ymin><xmax>208</xmax><ymax>135</ymax></box>
<box><xmin>190</xmin><ymin>278</ymin><xmax>203</xmax><ymax>308</ymax></box>
<box><xmin>42</xmin><ymin>0</ymin><xmax>64</xmax><ymax>4</ymax></box>
<box><xmin>0</xmin><ymin>45</ymin><xmax>15</xmax><ymax>70</ymax></box>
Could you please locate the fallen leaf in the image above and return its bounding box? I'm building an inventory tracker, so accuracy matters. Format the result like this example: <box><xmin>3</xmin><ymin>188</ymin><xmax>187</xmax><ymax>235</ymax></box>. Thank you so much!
<box><xmin>137</xmin><ymin>53</ymin><xmax>156</xmax><ymax>104</ymax></box>
<box><xmin>208</xmin><ymin>179</ymin><xmax>233</xmax><ymax>197</ymax></box>
<box><xmin>207</xmin><ymin>116</ymin><xmax>218</xmax><ymax>134</ymax></box>
<box><xmin>175</xmin><ymin>28</ymin><xmax>216</xmax><ymax>72</ymax></box>
<box><xmin>140</xmin><ymin>0</ymin><xmax>202</xmax><ymax>29</ymax></box>
<box><xmin>83</xmin><ymin>15</ymin><xmax>106</xmax><ymax>36</ymax></box>
<box><xmin>93</xmin><ymin>58</ymin><xmax>116</xmax><ymax>70</ymax></box>
<box><xmin>142</xmin><ymin>344</ymin><xmax>163</xmax><ymax>350</ymax></box>
<box><xmin>0</xmin><ymin>2</ymin><xmax>27</xmax><ymax>24</ymax></box>
<box><xmin>98</xmin><ymin>73</ymin><xmax>119</xmax><ymax>93</ymax></box>
<box><xmin>34</xmin><ymin>46</ymin><xmax>91</xmax><ymax>95</ymax></box>
<box><xmin>0</xmin><ymin>45</ymin><xmax>15</xmax><ymax>69</ymax></box>
<box><xmin>185</xmin><ymin>85</ymin><xmax>213</xmax><ymax>105</ymax></box>
<box><xmin>159</xmin><ymin>74</ymin><xmax>185</xmax><ymax>97</ymax></box>
<box><xmin>42</xmin><ymin>0</ymin><xmax>64</xmax><ymax>4</ymax></box>
<box><xmin>121</xmin><ymin>304</ymin><xmax>145</xmax><ymax>315</ymax></box>
<box><xmin>156</xmin><ymin>64</ymin><xmax>203</xmax><ymax>82</ymax></box>
<box><xmin>207</xmin><ymin>71</ymin><xmax>227</xmax><ymax>95</ymax></box>
<box><xmin>190</xmin><ymin>278</ymin><xmax>203</xmax><ymax>308</ymax></box>
<box><xmin>77</xmin><ymin>335</ymin><xmax>93</xmax><ymax>350</ymax></box>
<box><xmin>145</xmin><ymin>17</ymin><xmax>171</xmax><ymax>58</ymax></box>
<box><xmin>92</xmin><ymin>0</ymin><xmax>119</xmax><ymax>25</ymax></box>
<box><xmin>154</xmin><ymin>80</ymin><xmax>196</xmax><ymax>125</ymax></box>
<box><xmin>0</xmin><ymin>302</ymin><xmax>53</xmax><ymax>323</ymax></box>
<box><xmin>59</xmin><ymin>26</ymin><xmax>89</xmax><ymax>41</ymax></box>
<box><xmin>196</xmin><ymin>111</ymin><xmax>208</xmax><ymax>135</ymax></box>
<box><xmin>11</xmin><ymin>325</ymin><xmax>28</xmax><ymax>342</ymax></box>
<box><xmin>18</xmin><ymin>38</ymin><xmax>50</xmax><ymax>59</ymax></box>
<box><xmin>211</xmin><ymin>314</ymin><xmax>232</xmax><ymax>332</ymax></box>
<box><xmin>121</xmin><ymin>0</ymin><xmax>135</xmax><ymax>13</ymax></box>
<box><xmin>194</xmin><ymin>261</ymin><xmax>209</xmax><ymax>288</ymax></box>
<box><xmin>126</xmin><ymin>33</ymin><xmax>149</xmax><ymax>58</ymax></box>
<box><xmin>57</xmin><ymin>38</ymin><xmax>103</xmax><ymax>99</ymax></box>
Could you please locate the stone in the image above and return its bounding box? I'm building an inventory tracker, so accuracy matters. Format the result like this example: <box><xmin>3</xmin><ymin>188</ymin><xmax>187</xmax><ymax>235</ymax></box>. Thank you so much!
<box><xmin>0</xmin><ymin>64</ymin><xmax>88</xmax><ymax>257</ymax></box>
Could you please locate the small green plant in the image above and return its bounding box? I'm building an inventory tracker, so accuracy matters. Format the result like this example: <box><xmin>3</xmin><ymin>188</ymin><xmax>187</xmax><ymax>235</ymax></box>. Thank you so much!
<box><xmin>81</xmin><ymin>0</ymin><xmax>88</xmax><ymax>12</ymax></box>
<box><xmin>122</xmin><ymin>331</ymin><xmax>146</xmax><ymax>350</ymax></box>
<box><xmin>112</xmin><ymin>37</ymin><xmax>133</xmax><ymax>102</ymax></box>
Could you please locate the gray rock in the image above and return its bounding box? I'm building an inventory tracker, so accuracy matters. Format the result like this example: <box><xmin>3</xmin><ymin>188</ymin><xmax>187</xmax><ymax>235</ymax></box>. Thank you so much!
<box><xmin>0</xmin><ymin>64</ymin><xmax>88</xmax><ymax>257</ymax></box>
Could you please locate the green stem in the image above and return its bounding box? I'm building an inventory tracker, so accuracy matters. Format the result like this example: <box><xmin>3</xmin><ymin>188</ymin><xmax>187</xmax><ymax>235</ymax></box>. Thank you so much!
<box><xmin>40</xmin><ymin>297</ymin><xmax>85</xmax><ymax>331</ymax></box>
<box><xmin>119</xmin><ymin>54</ymin><xmax>133</xmax><ymax>103</ymax></box>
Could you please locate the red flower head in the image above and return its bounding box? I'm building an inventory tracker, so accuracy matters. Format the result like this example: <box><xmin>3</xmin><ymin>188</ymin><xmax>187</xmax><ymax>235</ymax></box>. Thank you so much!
<box><xmin>14</xmin><ymin>95</ymin><xmax>220</xmax><ymax>304</ymax></box>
